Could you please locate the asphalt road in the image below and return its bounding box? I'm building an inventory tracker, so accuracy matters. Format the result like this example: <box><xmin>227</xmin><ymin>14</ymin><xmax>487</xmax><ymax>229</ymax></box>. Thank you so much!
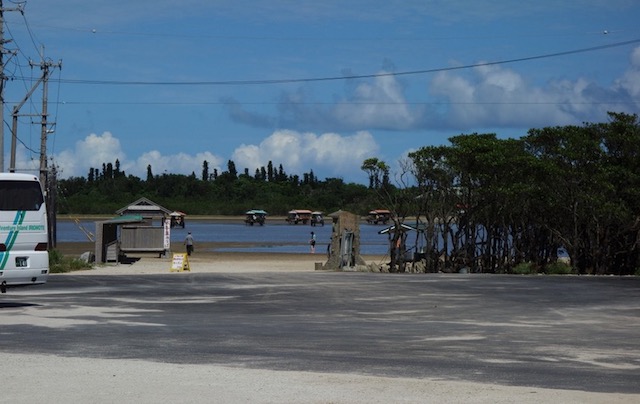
<box><xmin>2</xmin><ymin>272</ymin><xmax>639</xmax><ymax>394</ymax></box>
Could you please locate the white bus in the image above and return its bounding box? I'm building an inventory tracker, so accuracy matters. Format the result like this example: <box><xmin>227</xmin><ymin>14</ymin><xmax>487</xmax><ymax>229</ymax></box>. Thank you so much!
<box><xmin>0</xmin><ymin>173</ymin><xmax>49</xmax><ymax>293</ymax></box>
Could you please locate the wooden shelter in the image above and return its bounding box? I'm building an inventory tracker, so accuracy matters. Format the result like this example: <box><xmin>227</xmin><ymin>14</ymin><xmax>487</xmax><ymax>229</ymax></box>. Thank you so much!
<box><xmin>116</xmin><ymin>197</ymin><xmax>172</xmax><ymax>225</ymax></box>
<box><xmin>94</xmin><ymin>215</ymin><xmax>145</xmax><ymax>263</ymax></box>
<box><xmin>95</xmin><ymin>198</ymin><xmax>172</xmax><ymax>263</ymax></box>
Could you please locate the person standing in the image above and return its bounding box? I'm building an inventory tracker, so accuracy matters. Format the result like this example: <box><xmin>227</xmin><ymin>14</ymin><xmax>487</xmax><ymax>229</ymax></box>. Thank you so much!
<box><xmin>309</xmin><ymin>231</ymin><xmax>316</xmax><ymax>254</ymax></box>
<box><xmin>184</xmin><ymin>232</ymin><xmax>195</xmax><ymax>256</ymax></box>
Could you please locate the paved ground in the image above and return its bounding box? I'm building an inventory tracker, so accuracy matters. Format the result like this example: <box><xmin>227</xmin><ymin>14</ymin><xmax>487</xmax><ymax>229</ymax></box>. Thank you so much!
<box><xmin>1</xmin><ymin>268</ymin><xmax>639</xmax><ymax>403</ymax></box>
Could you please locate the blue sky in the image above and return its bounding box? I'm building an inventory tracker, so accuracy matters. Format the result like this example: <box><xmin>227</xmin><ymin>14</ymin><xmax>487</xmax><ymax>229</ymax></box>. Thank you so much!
<box><xmin>2</xmin><ymin>0</ymin><xmax>639</xmax><ymax>183</ymax></box>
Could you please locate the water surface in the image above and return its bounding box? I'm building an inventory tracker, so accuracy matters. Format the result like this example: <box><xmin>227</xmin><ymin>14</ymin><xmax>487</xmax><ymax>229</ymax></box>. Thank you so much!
<box><xmin>57</xmin><ymin>219</ymin><xmax>392</xmax><ymax>255</ymax></box>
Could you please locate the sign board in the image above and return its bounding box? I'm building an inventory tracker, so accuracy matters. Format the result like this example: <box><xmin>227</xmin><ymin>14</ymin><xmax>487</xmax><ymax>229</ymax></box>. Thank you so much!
<box><xmin>170</xmin><ymin>253</ymin><xmax>191</xmax><ymax>272</ymax></box>
<box><xmin>163</xmin><ymin>218</ymin><xmax>171</xmax><ymax>250</ymax></box>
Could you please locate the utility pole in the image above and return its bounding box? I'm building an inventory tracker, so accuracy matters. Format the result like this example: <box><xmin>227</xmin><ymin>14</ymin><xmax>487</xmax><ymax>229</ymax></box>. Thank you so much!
<box><xmin>30</xmin><ymin>50</ymin><xmax>61</xmax><ymax>186</ymax></box>
<box><xmin>29</xmin><ymin>50</ymin><xmax>61</xmax><ymax>249</ymax></box>
<box><xmin>0</xmin><ymin>2</ymin><xmax>61</xmax><ymax>247</ymax></box>
<box><xmin>9</xmin><ymin>75</ymin><xmax>43</xmax><ymax>172</ymax></box>
<box><xmin>0</xmin><ymin>0</ymin><xmax>5</xmax><ymax>173</ymax></box>
<box><xmin>0</xmin><ymin>0</ymin><xmax>22</xmax><ymax>172</ymax></box>
<box><xmin>1</xmin><ymin>1</ymin><xmax>25</xmax><ymax>173</ymax></box>
<box><xmin>1</xmin><ymin>1</ymin><xmax>4</xmax><ymax>173</ymax></box>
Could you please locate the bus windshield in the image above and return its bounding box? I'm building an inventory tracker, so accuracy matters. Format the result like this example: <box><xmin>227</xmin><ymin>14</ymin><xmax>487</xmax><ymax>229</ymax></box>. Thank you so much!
<box><xmin>0</xmin><ymin>181</ymin><xmax>44</xmax><ymax>211</ymax></box>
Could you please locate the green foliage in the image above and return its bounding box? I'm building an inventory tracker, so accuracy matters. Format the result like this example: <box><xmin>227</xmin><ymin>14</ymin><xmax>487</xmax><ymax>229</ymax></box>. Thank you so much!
<box><xmin>512</xmin><ymin>262</ymin><xmax>537</xmax><ymax>275</ymax></box>
<box><xmin>58</xmin><ymin>162</ymin><xmax>374</xmax><ymax>216</ymax></box>
<box><xmin>544</xmin><ymin>262</ymin><xmax>574</xmax><ymax>275</ymax></box>
<box><xmin>49</xmin><ymin>249</ymin><xmax>93</xmax><ymax>273</ymax></box>
<box><xmin>401</xmin><ymin>112</ymin><xmax>640</xmax><ymax>275</ymax></box>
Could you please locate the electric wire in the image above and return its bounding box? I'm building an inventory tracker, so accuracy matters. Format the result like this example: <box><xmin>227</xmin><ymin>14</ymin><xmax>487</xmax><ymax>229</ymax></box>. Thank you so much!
<box><xmin>19</xmin><ymin>3</ymin><xmax>44</xmax><ymax>59</ymax></box>
<box><xmin>3</xmin><ymin>8</ymin><xmax>62</xmax><ymax>165</ymax></box>
<box><xmin>25</xmin><ymin>22</ymin><xmax>629</xmax><ymax>41</ymax></box>
<box><xmin>49</xmin><ymin>67</ymin><xmax>63</xmax><ymax>155</ymax></box>
<box><xmin>50</xmin><ymin>101</ymin><xmax>636</xmax><ymax>106</ymax></box>
<box><xmin>39</xmin><ymin>38</ymin><xmax>640</xmax><ymax>86</ymax></box>
<box><xmin>1</xmin><ymin>117</ymin><xmax>39</xmax><ymax>154</ymax></box>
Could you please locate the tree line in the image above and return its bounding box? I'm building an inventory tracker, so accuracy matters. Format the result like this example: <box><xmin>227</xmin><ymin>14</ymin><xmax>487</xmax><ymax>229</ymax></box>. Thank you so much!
<box><xmin>57</xmin><ymin>158</ymin><xmax>376</xmax><ymax>218</ymax></box>
<box><xmin>367</xmin><ymin>112</ymin><xmax>639</xmax><ymax>276</ymax></box>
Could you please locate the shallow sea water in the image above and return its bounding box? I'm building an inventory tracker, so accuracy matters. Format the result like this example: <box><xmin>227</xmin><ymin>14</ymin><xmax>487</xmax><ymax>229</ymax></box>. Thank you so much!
<box><xmin>56</xmin><ymin>219</ymin><xmax>392</xmax><ymax>255</ymax></box>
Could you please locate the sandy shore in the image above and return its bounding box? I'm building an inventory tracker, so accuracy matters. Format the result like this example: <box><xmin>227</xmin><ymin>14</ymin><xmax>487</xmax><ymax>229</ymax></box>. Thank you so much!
<box><xmin>56</xmin><ymin>241</ymin><xmax>388</xmax><ymax>274</ymax></box>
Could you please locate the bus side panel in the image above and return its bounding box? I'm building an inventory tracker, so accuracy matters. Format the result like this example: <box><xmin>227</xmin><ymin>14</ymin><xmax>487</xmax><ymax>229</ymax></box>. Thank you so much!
<box><xmin>0</xmin><ymin>208</ymin><xmax>49</xmax><ymax>287</ymax></box>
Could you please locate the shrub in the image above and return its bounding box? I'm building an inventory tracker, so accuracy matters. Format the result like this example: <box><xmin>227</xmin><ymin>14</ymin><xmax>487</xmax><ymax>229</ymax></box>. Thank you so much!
<box><xmin>512</xmin><ymin>262</ymin><xmax>536</xmax><ymax>275</ymax></box>
<box><xmin>545</xmin><ymin>262</ymin><xmax>573</xmax><ymax>275</ymax></box>
<box><xmin>49</xmin><ymin>249</ymin><xmax>93</xmax><ymax>273</ymax></box>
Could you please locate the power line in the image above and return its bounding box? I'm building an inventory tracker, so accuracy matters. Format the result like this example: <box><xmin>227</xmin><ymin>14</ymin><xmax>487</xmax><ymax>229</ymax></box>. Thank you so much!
<box><xmin>28</xmin><ymin>23</ymin><xmax>618</xmax><ymax>42</ymax></box>
<box><xmin>46</xmin><ymin>101</ymin><xmax>638</xmax><ymax>106</ymax></box>
<box><xmin>18</xmin><ymin>3</ymin><xmax>43</xmax><ymax>57</ymax></box>
<box><xmin>24</xmin><ymin>38</ymin><xmax>640</xmax><ymax>87</ymax></box>
<box><xmin>2</xmin><ymin>114</ymin><xmax>38</xmax><ymax>154</ymax></box>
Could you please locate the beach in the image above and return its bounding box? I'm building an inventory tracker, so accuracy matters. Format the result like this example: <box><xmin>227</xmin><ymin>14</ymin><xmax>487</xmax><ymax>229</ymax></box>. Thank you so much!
<box><xmin>56</xmin><ymin>241</ymin><xmax>388</xmax><ymax>274</ymax></box>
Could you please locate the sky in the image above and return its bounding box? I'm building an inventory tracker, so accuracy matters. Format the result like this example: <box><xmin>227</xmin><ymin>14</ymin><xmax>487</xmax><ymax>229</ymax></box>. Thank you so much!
<box><xmin>1</xmin><ymin>0</ymin><xmax>639</xmax><ymax>184</ymax></box>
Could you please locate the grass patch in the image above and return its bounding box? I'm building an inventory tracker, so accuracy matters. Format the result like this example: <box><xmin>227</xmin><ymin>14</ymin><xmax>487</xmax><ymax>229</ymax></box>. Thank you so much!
<box><xmin>544</xmin><ymin>261</ymin><xmax>574</xmax><ymax>275</ymax></box>
<box><xmin>49</xmin><ymin>249</ymin><xmax>93</xmax><ymax>273</ymax></box>
<box><xmin>512</xmin><ymin>262</ymin><xmax>537</xmax><ymax>275</ymax></box>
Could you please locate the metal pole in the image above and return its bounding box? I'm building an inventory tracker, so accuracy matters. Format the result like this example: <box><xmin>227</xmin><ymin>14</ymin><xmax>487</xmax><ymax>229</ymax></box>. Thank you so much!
<box><xmin>39</xmin><ymin>59</ymin><xmax>49</xmax><ymax>185</ymax></box>
<box><xmin>0</xmin><ymin>1</ymin><xmax>26</xmax><ymax>172</ymax></box>
<box><xmin>10</xmin><ymin>77</ymin><xmax>44</xmax><ymax>172</ymax></box>
<box><xmin>0</xmin><ymin>1</ymin><xmax>5</xmax><ymax>172</ymax></box>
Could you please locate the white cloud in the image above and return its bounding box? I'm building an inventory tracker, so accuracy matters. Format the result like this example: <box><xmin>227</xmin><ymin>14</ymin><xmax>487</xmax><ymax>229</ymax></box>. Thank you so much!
<box><xmin>47</xmin><ymin>129</ymin><xmax>377</xmax><ymax>182</ymax></box>
<box><xmin>428</xmin><ymin>61</ymin><xmax>636</xmax><ymax>129</ymax></box>
<box><xmin>334</xmin><ymin>73</ymin><xmax>418</xmax><ymax>130</ymax></box>
<box><xmin>6</xmin><ymin>144</ymin><xmax>41</xmax><ymax>175</ymax></box>
<box><xmin>232</xmin><ymin>129</ymin><xmax>379</xmax><ymax>180</ymax></box>
<box><xmin>130</xmin><ymin>150</ymin><xmax>223</xmax><ymax>177</ymax></box>
<box><xmin>614</xmin><ymin>46</ymin><xmax>640</xmax><ymax>98</ymax></box>
<box><xmin>50</xmin><ymin>132</ymin><xmax>224</xmax><ymax>179</ymax></box>
<box><xmin>231</xmin><ymin>144</ymin><xmax>261</xmax><ymax>168</ymax></box>
<box><xmin>227</xmin><ymin>72</ymin><xmax>422</xmax><ymax>132</ymax></box>
<box><xmin>51</xmin><ymin>131</ymin><xmax>125</xmax><ymax>178</ymax></box>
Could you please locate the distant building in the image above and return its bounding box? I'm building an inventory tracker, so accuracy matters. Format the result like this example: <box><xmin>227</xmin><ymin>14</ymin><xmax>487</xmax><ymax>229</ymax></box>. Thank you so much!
<box><xmin>95</xmin><ymin>197</ymin><xmax>172</xmax><ymax>263</ymax></box>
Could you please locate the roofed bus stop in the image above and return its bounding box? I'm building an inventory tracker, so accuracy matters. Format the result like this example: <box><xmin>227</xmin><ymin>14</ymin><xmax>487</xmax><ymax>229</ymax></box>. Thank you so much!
<box><xmin>94</xmin><ymin>198</ymin><xmax>172</xmax><ymax>263</ymax></box>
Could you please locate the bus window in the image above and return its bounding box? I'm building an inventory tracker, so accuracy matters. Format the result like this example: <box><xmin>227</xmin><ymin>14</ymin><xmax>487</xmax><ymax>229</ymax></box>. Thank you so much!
<box><xmin>0</xmin><ymin>181</ymin><xmax>44</xmax><ymax>211</ymax></box>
